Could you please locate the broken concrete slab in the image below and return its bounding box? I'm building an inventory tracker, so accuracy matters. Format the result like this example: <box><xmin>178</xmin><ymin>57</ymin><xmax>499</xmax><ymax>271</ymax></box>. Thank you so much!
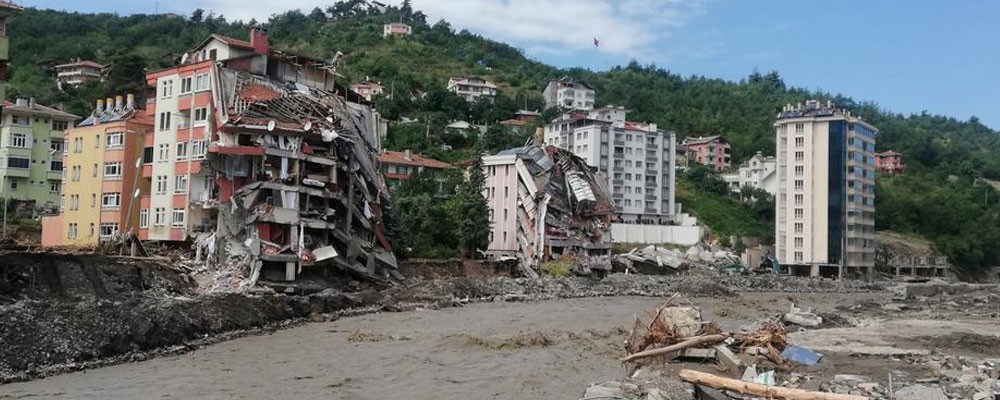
<box><xmin>894</xmin><ymin>384</ymin><xmax>948</xmax><ymax>400</ymax></box>
<box><xmin>713</xmin><ymin>344</ymin><xmax>743</xmax><ymax>378</ymax></box>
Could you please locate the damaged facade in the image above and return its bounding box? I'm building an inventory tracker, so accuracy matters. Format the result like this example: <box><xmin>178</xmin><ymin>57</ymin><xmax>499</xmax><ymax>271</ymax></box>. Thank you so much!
<box><xmin>482</xmin><ymin>145</ymin><xmax>613</xmax><ymax>276</ymax></box>
<box><xmin>136</xmin><ymin>27</ymin><xmax>397</xmax><ymax>285</ymax></box>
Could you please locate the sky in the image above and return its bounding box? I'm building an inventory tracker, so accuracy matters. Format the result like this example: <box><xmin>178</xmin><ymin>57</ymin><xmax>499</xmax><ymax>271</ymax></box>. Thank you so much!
<box><xmin>23</xmin><ymin>0</ymin><xmax>1000</xmax><ymax>129</ymax></box>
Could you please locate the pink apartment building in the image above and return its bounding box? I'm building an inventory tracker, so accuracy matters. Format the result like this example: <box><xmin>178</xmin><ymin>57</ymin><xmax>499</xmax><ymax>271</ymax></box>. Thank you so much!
<box><xmin>875</xmin><ymin>150</ymin><xmax>905</xmax><ymax>175</ymax></box>
<box><xmin>681</xmin><ymin>135</ymin><xmax>731</xmax><ymax>172</ymax></box>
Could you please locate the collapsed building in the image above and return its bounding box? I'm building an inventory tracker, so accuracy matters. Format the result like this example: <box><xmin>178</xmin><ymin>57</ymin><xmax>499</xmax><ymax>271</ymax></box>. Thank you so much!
<box><xmin>128</xmin><ymin>27</ymin><xmax>398</xmax><ymax>288</ymax></box>
<box><xmin>204</xmin><ymin>67</ymin><xmax>399</xmax><ymax>286</ymax></box>
<box><xmin>482</xmin><ymin>145</ymin><xmax>613</xmax><ymax>276</ymax></box>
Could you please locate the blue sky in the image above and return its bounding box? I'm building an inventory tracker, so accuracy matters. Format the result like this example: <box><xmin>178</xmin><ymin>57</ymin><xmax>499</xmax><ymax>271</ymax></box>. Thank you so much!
<box><xmin>23</xmin><ymin>0</ymin><xmax>1000</xmax><ymax>129</ymax></box>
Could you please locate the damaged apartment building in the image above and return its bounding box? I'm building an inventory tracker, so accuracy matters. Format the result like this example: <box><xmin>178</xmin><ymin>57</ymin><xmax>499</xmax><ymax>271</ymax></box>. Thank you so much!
<box><xmin>137</xmin><ymin>27</ymin><xmax>398</xmax><ymax>285</ymax></box>
<box><xmin>482</xmin><ymin>145</ymin><xmax>614</xmax><ymax>276</ymax></box>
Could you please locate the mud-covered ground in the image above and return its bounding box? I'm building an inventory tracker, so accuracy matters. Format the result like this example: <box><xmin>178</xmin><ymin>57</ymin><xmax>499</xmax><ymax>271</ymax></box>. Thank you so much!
<box><xmin>2</xmin><ymin>253</ymin><xmax>997</xmax><ymax>399</ymax></box>
<box><xmin>4</xmin><ymin>287</ymin><xmax>997</xmax><ymax>400</ymax></box>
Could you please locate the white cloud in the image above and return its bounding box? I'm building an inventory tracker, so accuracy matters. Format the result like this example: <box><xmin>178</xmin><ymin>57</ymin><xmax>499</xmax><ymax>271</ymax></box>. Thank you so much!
<box><xmin>198</xmin><ymin>0</ymin><xmax>707</xmax><ymax>60</ymax></box>
<box><xmin>415</xmin><ymin>0</ymin><xmax>707</xmax><ymax>58</ymax></box>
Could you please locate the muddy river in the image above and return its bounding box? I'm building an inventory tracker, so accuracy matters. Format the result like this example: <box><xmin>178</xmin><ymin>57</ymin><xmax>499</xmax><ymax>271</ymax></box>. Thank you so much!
<box><xmin>0</xmin><ymin>293</ymin><xmax>887</xmax><ymax>400</ymax></box>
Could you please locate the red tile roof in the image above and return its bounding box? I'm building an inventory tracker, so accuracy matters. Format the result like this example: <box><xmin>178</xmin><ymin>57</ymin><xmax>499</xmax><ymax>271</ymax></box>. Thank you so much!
<box><xmin>215</xmin><ymin>34</ymin><xmax>253</xmax><ymax>49</ymax></box>
<box><xmin>379</xmin><ymin>151</ymin><xmax>453</xmax><ymax>169</ymax></box>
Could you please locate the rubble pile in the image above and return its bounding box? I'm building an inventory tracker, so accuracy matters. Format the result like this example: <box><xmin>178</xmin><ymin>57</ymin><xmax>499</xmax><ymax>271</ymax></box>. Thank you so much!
<box><xmin>613</xmin><ymin>244</ymin><xmax>744</xmax><ymax>276</ymax></box>
<box><xmin>203</xmin><ymin>66</ymin><xmax>400</xmax><ymax>289</ymax></box>
<box><xmin>496</xmin><ymin>145</ymin><xmax>614</xmax><ymax>278</ymax></box>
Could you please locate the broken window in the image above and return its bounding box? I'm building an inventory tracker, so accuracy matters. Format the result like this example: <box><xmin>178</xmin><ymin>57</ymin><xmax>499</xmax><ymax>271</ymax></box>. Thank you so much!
<box><xmin>99</xmin><ymin>223</ymin><xmax>119</xmax><ymax>238</ymax></box>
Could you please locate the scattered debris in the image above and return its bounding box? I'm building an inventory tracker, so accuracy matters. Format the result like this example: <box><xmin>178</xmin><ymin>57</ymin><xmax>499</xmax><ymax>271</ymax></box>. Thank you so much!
<box><xmin>679</xmin><ymin>369</ymin><xmax>870</xmax><ymax>400</ymax></box>
<box><xmin>783</xmin><ymin>303</ymin><xmax>823</xmax><ymax>327</ymax></box>
<box><xmin>781</xmin><ymin>345</ymin><xmax>823</xmax><ymax>366</ymax></box>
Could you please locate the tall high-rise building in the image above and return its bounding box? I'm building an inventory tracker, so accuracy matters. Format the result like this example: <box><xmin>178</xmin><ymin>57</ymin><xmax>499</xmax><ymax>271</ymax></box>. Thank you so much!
<box><xmin>542</xmin><ymin>106</ymin><xmax>676</xmax><ymax>223</ymax></box>
<box><xmin>774</xmin><ymin>100</ymin><xmax>877</xmax><ymax>279</ymax></box>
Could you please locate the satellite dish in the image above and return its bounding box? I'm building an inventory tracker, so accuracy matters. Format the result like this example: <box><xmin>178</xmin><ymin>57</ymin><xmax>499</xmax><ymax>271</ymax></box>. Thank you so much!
<box><xmin>304</xmin><ymin>121</ymin><xmax>312</xmax><ymax>131</ymax></box>
<box><xmin>267</xmin><ymin>120</ymin><xmax>276</xmax><ymax>131</ymax></box>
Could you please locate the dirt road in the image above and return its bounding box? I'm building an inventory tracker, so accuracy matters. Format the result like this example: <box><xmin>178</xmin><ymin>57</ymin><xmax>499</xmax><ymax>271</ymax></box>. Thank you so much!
<box><xmin>0</xmin><ymin>292</ymin><xmax>891</xmax><ymax>400</ymax></box>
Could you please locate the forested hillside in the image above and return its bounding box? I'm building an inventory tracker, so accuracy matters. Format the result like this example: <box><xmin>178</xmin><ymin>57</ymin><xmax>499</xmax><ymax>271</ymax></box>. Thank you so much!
<box><xmin>5</xmin><ymin>1</ymin><xmax>998</xmax><ymax>272</ymax></box>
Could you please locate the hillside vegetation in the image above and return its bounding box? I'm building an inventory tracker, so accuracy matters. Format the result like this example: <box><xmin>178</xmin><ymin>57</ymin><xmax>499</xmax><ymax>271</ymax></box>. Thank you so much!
<box><xmin>4</xmin><ymin>1</ymin><xmax>999</xmax><ymax>272</ymax></box>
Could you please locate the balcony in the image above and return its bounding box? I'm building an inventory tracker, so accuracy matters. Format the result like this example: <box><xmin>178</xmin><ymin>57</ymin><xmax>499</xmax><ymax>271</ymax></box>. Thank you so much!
<box><xmin>644</xmin><ymin>180</ymin><xmax>657</xmax><ymax>188</ymax></box>
<box><xmin>612</xmin><ymin>193</ymin><xmax>624</xmax><ymax>199</ymax></box>
<box><xmin>613</xmin><ymin>140</ymin><xmax>625</xmax><ymax>146</ymax></box>
<box><xmin>612</xmin><ymin>166</ymin><xmax>624</xmax><ymax>172</ymax></box>
<box><xmin>612</xmin><ymin>179</ymin><xmax>624</xmax><ymax>185</ymax></box>
<box><xmin>644</xmin><ymin>207</ymin><xmax>658</xmax><ymax>214</ymax></box>
<box><xmin>645</xmin><ymin>194</ymin><xmax>658</xmax><ymax>201</ymax></box>
<box><xmin>646</xmin><ymin>156</ymin><xmax>658</xmax><ymax>163</ymax></box>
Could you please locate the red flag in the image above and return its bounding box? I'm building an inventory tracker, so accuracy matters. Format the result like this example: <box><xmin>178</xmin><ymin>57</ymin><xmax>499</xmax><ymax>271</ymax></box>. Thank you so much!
<box><xmin>593</xmin><ymin>37</ymin><xmax>600</xmax><ymax>47</ymax></box>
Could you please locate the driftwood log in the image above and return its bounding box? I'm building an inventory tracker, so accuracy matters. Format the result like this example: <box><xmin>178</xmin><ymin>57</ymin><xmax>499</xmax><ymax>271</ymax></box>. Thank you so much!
<box><xmin>679</xmin><ymin>369</ymin><xmax>870</xmax><ymax>400</ymax></box>
<box><xmin>620</xmin><ymin>334</ymin><xmax>727</xmax><ymax>362</ymax></box>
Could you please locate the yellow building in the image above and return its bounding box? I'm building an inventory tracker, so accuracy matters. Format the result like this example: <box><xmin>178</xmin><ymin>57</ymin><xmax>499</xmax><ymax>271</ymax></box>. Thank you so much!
<box><xmin>45</xmin><ymin>96</ymin><xmax>152</xmax><ymax>247</ymax></box>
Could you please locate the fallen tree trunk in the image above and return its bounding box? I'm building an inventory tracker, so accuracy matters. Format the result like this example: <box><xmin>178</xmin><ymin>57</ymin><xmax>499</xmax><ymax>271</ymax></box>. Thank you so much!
<box><xmin>679</xmin><ymin>369</ymin><xmax>870</xmax><ymax>400</ymax></box>
<box><xmin>620</xmin><ymin>334</ymin><xmax>727</xmax><ymax>362</ymax></box>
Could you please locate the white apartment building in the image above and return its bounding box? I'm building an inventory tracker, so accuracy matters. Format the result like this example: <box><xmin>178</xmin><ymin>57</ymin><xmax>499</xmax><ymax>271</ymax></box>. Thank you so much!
<box><xmin>447</xmin><ymin>77</ymin><xmax>497</xmax><ymax>102</ymax></box>
<box><xmin>774</xmin><ymin>100</ymin><xmax>877</xmax><ymax>280</ymax></box>
<box><xmin>543</xmin><ymin>78</ymin><xmax>595</xmax><ymax>110</ymax></box>
<box><xmin>543</xmin><ymin>106</ymin><xmax>676</xmax><ymax>223</ymax></box>
<box><xmin>722</xmin><ymin>151</ymin><xmax>777</xmax><ymax>195</ymax></box>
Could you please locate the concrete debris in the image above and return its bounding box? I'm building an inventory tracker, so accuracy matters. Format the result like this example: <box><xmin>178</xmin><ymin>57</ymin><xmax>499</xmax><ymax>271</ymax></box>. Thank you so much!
<box><xmin>616</xmin><ymin>244</ymin><xmax>742</xmax><ymax>276</ymax></box>
<box><xmin>783</xmin><ymin>303</ymin><xmax>823</xmax><ymax>327</ymax></box>
<box><xmin>491</xmin><ymin>145</ymin><xmax>613</xmax><ymax>277</ymax></box>
<box><xmin>580</xmin><ymin>381</ymin><xmax>641</xmax><ymax>400</ymax></box>
<box><xmin>894</xmin><ymin>384</ymin><xmax>949</xmax><ymax>400</ymax></box>
<box><xmin>203</xmin><ymin>65</ymin><xmax>399</xmax><ymax>290</ymax></box>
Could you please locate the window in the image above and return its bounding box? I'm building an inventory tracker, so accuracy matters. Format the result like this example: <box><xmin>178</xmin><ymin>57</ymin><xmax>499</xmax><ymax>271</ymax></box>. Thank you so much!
<box><xmin>99</xmin><ymin>223</ymin><xmax>119</xmax><ymax>238</ymax></box>
<box><xmin>156</xmin><ymin>176</ymin><xmax>168</xmax><ymax>194</ymax></box>
<box><xmin>794</xmin><ymin>251</ymin><xmax>803</xmax><ymax>262</ymax></box>
<box><xmin>158</xmin><ymin>112</ymin><xmax>172</xmax><ymax>131</ymax></box>
<box><xmin>794</xmin><ymin>123</ymin><xmax>804</xmax><ymax>133</ymax></box>
<box><xmin>52</xmin><ymin>120</ymin><xmax>69</xmax><ymax>131</ymax></box>
<box><xmin>195</xmin><ymin>74</ymin><xmax>209</xmax><ymax>91</ymax></box>
<box><xmin>50</xmin><ymin>181</ymin><xmax>60</xmax><ymax>193</ymax></box>
<box><xmin>794</xmin><ymin>223</ymin><xmax>803</xmax><ymax>234</ymax></box>
<box><xmin>95</xmin><ymin>134</ymin><xmax>100</xmax><ymax>149</ymax></box>
<box><xmin>794</xmin><ymin>194</ymin><xmax>803</xmax><ymax>205</ymax></box>
<box><xmin>795</xmin><ymin>166</ymin><xmax>804</xmax><ymax>176</ymax></box>
<box><xmin>8</xmin><ymin>179</ymin><xmax>18</xmax><ymax>191</ymax></box>
<box><xmin>160</xmin><ymin>79</ymin><xmax>174</xmax><ymax>98</ymax></box>
<box><xmin>143</xmin><ymin>147</ymin><xmax>154</xmax><ymax>164</ymax></box>
<box><xmin>193</xmin><ymin>107</ymin><xmax>208</xmax><ymax>123</ymax></box>
<box><xmin>794</xmin><ymin>237</ymin><xmax>803</xmax><ymax>248</ymax></box>
<box><xmin>101</xmin><ymin>192</ymin><xmax>121</xmax><ymax>209</ymax></box>
<box><xmin>105</xmin><ymin>132</ymin><xmax>124</xmax><ymax>149</ymax></box>
<box><xmin>154</xmin><ymin>208</ymin><xmax>166</xmax><ymax>226</ymax></box>
<box><xmin>7</xmin><ymin>156</ymin><xmax>29</xmax><ymax>168</ymax></box>
<box><xmin>71</xmin><ymin>165</ymin><xmax>81</xmax><ymax>181</ymax></box>
<box><xmin>191</xmin><ymin>140</ymin><xmax>207</xmax><ymax>159</ymax></box>
<box><xmin>794</xmin><ymin>180</ymin><xmax>804</xmax><ymax>190</ymax></box>
<box><xmin>174</xmin><ymin>175</ymin><xmax>188</xmax><ymax>194</ymax></box>
<box><xmin>103</xmin><ymin>162</ymin><xmax>123</xmax><ymax>179</ymax></box>
<box><xmin>794</xmin><ymin>208</ymin><xmax>803</xmax><ymax>219</ymax></box>
<box><xmin>158</xmin><ymin>144</ymin><xmax>169</xmax><ymax>161</ymax></box>
<box><xmin>92</xmin><ymin>163</ymin><xmax>98</xmax><ymax>177</ymax></box>
<box><xmin>91</xmin><ymin>193</ymin><xmax>96</xmax><ymax>207</ymax></box>
<box><xmin>794</xmin><ymin>151</ymin><xmax>804</xmax><ymax>162</ymax></box>
<box><xmin>794</xmin><ymin>137</ymin><xmax>804</xmax><ymax>147</ymax></box>
<box><xmin>67</xmin><ymin>223</ymin><xmax>77</xmax><ymax>239</ymax></box>
<box><xmin>8</xmin><ymin>133</ymin><xmax>28</xmax><ymax>148</ymax></box>
<box><xmin>139</xmin><ymin>209</ymin><xmax>149</xmax><ymax>229</ymax></box>
<box><xmin>176</xmin><ymin>142</ymin><xmax>188</xmax><ymax>160</ymax></box>
<box><xmin>172</xmin><ymin>208</ymin><xmax>186</xmax><ymax>227</ymax></box>
<box><xmin>69</xmin><ymin>194</ymin><xmax>78</xmax><ymax>210</ymax></box>
<box><xmin>11</xmin><ymin>115</ymin><xmax>29</xmax><ymax>126</ymax></box>
<box><xmin>89</xmin><ymin>223</ymin><xmax>95</xmax><ymax>237</ymax></box>
<box><xmin>51</xmin><ymin>139</ymin><xmax>64</xmax><ymax>153</ymax></box>
<box><xmin>180</xmin><ymin>76</ymin><xmax>193</xmax><ymax>94</ymax></box>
